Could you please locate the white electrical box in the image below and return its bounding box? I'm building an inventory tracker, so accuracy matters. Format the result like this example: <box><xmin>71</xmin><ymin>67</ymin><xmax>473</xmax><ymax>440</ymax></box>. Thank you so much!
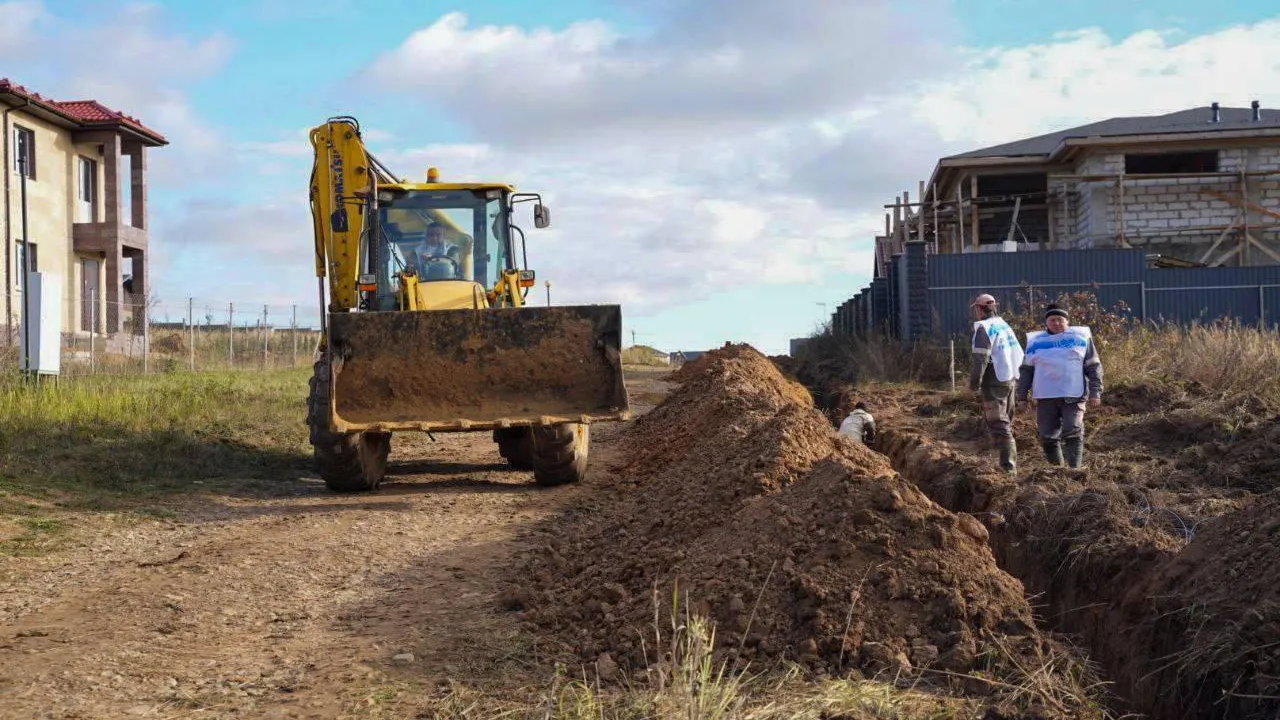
<box><xmin>21</xmin><ymin>271</ymin><xmax>61</xmax><ymax>376</ymax></box>
<box><xmin>1000</xmin><ymin>240</ymin><xmax>1018</xmax><ymax>252</ymax></box>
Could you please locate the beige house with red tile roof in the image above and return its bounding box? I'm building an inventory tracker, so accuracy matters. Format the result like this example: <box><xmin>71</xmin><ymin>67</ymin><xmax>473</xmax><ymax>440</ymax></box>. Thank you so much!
<box><xmin>0</xmin><ymin>78</ymin><xmax>167</xmax><ymax>342</ymax></box>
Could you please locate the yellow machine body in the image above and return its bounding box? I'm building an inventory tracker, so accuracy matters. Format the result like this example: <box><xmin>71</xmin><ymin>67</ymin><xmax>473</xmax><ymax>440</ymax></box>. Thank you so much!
<box><xmin>305</xmin><ymin>116</ymin><xmax>629</xmax><ymax>489</ymax></box>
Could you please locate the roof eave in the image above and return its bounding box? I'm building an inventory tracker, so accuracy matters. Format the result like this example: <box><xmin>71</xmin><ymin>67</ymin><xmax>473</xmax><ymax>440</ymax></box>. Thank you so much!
<box><xmin>99</xmin><ymin>122</ymin><xmax>168</xmax><ymax>147</ymax></box>
<box><xmin>1</xmin><ymin>90</ymin><xmax>167</xmax><ymax>145</ymax></box>
<box><xmin>1050</xmin><ymin>127</ymin><xmax>1280</xmax><ymax>161</ymax></box>
<box><xmin>0</xmin><ymin>91</ymin><xmax>81</xmax><ymax>131</ymax></box>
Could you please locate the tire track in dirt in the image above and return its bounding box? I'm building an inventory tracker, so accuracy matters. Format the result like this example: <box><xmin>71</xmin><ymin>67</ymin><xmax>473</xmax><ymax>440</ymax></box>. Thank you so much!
<box><xmin>0</xmin><ymin>369</ymin><xmax>671</xmax><ymax>719</ymax></box>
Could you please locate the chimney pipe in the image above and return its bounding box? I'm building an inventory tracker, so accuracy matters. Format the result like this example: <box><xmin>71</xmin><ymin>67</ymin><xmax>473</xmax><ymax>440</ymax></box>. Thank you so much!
<box><xmin>1211</xmin><ymin>102</ymin><xmax>1220</xmax><ymax>123</ymax></box>
<box><xmin>1252</xmin><ymin>100</ymin><xmax>1261</xmax><ymax>122</ymax></box>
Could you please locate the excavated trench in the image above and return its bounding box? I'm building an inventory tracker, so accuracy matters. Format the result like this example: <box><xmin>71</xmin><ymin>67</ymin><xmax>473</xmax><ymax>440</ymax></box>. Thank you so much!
<box><xmin>510</xmin><ymin>345</ymin><xmax>1126</xmax><ymax>718</ymax></box>
<box><xmin>803</xmin><ymin>380</ymin><xmax>1280</xmax><ymax>720</ymax></box>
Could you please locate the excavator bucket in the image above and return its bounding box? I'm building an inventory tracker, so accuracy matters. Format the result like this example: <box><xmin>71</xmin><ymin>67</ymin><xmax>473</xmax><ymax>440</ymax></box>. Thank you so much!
<box><xmin>324</xmin><ymin>305</ymin><xmax>630</xmax><ymax>433</ymax></box>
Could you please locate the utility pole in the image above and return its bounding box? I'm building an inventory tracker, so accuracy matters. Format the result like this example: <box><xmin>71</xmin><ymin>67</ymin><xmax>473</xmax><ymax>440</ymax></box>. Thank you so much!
<box><xmin>188</xmin><ymin>297</ymin><xmax>195</xmax><ymax>371</ymax></box>
<box><xmin>18</xmin><ymin>153</ymin><xmax>30</xmax><ymax>378</ymax></box>
<box><xmin>631</xmin><ymin>329</ymin><xmax>636</xmax><ymax>347</ymax></box>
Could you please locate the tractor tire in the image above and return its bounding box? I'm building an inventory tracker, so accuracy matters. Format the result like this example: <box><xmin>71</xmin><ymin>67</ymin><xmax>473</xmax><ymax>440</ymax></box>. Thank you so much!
<box><xmin>530</xmin><ymin>422</ymin><xmax>589</xmax><ymax>487</ymax></box>
<box><xmin>494</xmin><ymin>427</ymin><xmax>535</xmax><ymax>470</ymax></box>
<box><xmin>307</xmin><ymin>356</ymin><xmax>391</xmax><ymax>492</ymax></box>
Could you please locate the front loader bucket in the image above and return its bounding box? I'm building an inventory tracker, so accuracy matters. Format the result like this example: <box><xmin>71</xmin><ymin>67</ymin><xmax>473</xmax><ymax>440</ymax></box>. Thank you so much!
<box><xmin>325</xmin><ymin>305</ymin><xmax>630</xmax><ymax>433</ymax></box>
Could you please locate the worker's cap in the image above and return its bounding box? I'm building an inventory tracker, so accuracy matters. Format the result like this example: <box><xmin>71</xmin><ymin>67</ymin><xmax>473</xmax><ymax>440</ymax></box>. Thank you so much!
<box><xmin>971</xmin><ymin>293</ymin><xmax>997</xmax><ymax>308</ymax></box>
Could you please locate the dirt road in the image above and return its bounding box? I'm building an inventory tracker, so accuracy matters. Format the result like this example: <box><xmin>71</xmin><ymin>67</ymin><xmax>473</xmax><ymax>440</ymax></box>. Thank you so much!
<box><xmin>0</xmin><ymin>368</ymin><xmax>673</xmax><ymax>719</ymax></box>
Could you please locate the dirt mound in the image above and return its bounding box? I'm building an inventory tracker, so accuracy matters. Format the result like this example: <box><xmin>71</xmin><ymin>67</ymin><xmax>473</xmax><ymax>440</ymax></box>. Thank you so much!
<box><xmin>767</xmin><ymin>354</ymin><xmax>797</xmax><ymax>376</ymax></box>
<box><xmin>509</xmin><ymin>344</ymin><xmax>1042</xmax><ymax>681</ymax></box>
<box><xmin>1101</xmin><ymin>381</ymin><xmax>1189</xmax><ymax>415</ymax></box>
<box><xmin>150</xmin><ymin>331</ymin><xmax>186</xmax><ymax>354</ymax></box>
<box><xmin>1121</xmin><ymin>490</ymin><xmax>1280</xmax><ymax>720</ymax></box>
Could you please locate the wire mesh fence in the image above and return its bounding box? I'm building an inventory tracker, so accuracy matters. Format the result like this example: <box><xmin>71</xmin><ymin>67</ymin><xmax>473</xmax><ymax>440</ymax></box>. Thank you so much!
<box><xmin>0</xmin><ymin>294</ymin><xmax>323</xmax><ymax>377</ymax></box>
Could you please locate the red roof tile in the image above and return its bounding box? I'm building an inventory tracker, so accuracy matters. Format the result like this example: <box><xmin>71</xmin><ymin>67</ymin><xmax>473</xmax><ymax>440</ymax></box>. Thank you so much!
<box><xmin>0</xmin><ymin>78</ymin><xmax>167</xmax><ymax>145</ymax></box>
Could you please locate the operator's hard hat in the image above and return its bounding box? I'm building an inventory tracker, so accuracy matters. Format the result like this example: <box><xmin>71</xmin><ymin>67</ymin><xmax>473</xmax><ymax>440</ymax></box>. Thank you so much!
<box><xmin>972</xmin><ymin>293</ymin><xmax>997</xmax><ymax>308</ymax></box>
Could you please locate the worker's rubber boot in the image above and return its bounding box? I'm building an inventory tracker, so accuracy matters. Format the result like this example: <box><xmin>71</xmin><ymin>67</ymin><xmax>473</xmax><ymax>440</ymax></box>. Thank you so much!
<box><xmin>1063</xmin><ymin>437</ymin><xmax>1084</xmax><ymax>469</ymax></box>
<box><xmin>997</xmin><ymin>439</ymin><xmax>1017</xmax><ymax>475</ymax></box>
<box><xmin>1042</xmin><ymin>441</ymin><xmax>1063</xmax><ymax>466</ymax></box>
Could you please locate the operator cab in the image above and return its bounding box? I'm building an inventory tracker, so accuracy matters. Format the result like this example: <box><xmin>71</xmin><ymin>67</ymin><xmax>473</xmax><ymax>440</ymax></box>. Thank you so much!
<box><xmin>371</xmin><ymin>186</ymin><xmax>509</xmax><ymax>311</ymax></box>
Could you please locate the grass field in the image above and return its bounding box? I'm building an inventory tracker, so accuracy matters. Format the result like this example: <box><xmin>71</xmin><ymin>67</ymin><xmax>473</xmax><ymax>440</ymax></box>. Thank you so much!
<box><xmin>0</xmin><ymin>368</ymin><xmax>313</xmax><ymax>510</ymax></box>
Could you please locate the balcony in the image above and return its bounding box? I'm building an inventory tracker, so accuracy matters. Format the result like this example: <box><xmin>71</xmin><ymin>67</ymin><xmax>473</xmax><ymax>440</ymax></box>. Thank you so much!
<box><xmin>72</xmin><ymin>221</ymin><xmax>147</xmax><ymax>254</ymax></box>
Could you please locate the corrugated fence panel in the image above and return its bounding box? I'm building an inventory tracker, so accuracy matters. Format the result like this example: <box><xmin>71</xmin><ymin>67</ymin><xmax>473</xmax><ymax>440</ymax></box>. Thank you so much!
<box><xmin>1143</xmin><ymin>265</ymin><xmax>1280</xmax><ymax>327</ymax></box>
<box><xmin>825</xmin><ymin>244</ymin><xmax>1280</xmax><ymax>344</ymax></box>
<box><xmin>1266</xmin><ymin>287</ymin><xmax>1280</xmax><ymax>328</ymax></box>
<box><xmin>928</xmin><ymin>284</ymin><xmax>1145</xmax><ymax>338</ymax></box>
<box><xmin>1146</xmin><ymin>287</ymin><xmax>1265</xmax><ymax>326</ymax></box>
<box><xmin>927</xmin><ymin>248</ymin><xmax>1147</xmax><ymax>289</ymax></box>
<box><xmin>1143</xmin><ymin>264</ymin><xmax>1280</xmax><ymax>288</ymax></box>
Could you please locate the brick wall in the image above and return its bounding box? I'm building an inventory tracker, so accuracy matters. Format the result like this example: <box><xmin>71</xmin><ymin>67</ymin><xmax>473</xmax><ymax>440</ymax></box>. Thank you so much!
<box><xmin>1052</xmin><ymin>146</ymin><xmax>1280</xmax><ymax>263</ymax></box>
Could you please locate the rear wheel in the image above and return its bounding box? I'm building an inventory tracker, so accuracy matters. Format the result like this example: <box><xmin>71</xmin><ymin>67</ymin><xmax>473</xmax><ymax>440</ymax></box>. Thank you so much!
<box><xmin>307</xmin><ymin>356</ymin><xmax>391</xmax><ymax>492</ymax></box>
<box><xmin>531</xmin><ymin>422</ymin><xmax>589</xmax><ymax>486</ymax></box>
<box><xmin>494</xmin><ymin>427</ymin><xmax>535</xmax><ymax>470</ymax></box>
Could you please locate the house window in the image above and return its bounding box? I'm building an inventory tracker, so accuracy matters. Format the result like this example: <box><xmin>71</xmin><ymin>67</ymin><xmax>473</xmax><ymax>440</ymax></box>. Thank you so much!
<box><xmin>78</xmin><ymin>156</ymin><xmax>98</xmax><ymax>223</ymax></box>
<box><xmin>1124</xmin><ymin>150</ymin><xmax>1219</xmax><ymax>174</ymax></box>
<box><xmin>15</xmin><ymin>241</ymin><xmax>37</xmax><ymax>286</ymax></box>
<box><xmin>13</xmin><ymin>125</ymin><xmax>35</xmax><ymax>179</ymax></box>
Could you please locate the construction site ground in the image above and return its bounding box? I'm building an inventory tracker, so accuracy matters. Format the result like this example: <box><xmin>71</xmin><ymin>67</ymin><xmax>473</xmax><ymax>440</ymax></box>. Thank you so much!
<box><xmin>1</xmin><ymin>348</ymin><xmax>1276</xmax><ymax>719</ymax></box>
<box><xmin>805</xmin><ymin>370</ymin><xmax>1280</xmax><ymax>720</ymax></box>
<box><xmin>0</xmin><ymin>369</ymin><xmax>675</xmax><ymax>720</ymax></box>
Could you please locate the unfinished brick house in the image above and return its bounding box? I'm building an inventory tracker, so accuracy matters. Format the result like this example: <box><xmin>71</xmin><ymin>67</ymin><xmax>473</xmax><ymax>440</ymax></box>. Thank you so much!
<box><xmin>875</xmin><ymin>102</ymin><xmax>1280</xmax><ymax>274</ymax></box>
<box><xmin>1</xmin><ymin>78</ymin><xmax>167</xmax><ymax>340</ymax></box>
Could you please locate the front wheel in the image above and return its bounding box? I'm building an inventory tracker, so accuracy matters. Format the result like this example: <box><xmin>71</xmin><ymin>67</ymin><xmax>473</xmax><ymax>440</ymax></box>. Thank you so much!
<box><xmin>531</xmin><ymin>423</ymin><xmax>589</xmax><ymax>486</ymax></box>
<box><xmin>494</xmin><ymin>427</ymin><xmax>534</xmax><ymax>470</ymax></box>
<box><xmin>307</xmin><ymin>356</ymin><xmax>391</xmax><ymax>492</ymax></box>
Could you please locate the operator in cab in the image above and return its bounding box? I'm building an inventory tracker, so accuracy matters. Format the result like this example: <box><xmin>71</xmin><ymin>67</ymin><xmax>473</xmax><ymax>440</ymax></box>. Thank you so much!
<box><xmin>410</xmin><ymin>224</ymin><xmax>463</xmax><ymax>280</ymax></box>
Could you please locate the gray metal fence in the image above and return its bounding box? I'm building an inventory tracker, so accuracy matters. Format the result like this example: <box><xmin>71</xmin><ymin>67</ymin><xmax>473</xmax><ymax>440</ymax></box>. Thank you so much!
<box><xmin>831</xmin><ymin>245</ymin><xmax>1280</xmax><ymax>340</ymax></box>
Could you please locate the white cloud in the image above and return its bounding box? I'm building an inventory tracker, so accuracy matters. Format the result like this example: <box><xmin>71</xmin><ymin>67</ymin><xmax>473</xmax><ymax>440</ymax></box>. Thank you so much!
<box><xmin>0</xmin><ymin>1</ymin><xmax>45</xmax><ymax>56</ymax></box>
<box><xmin>2</xmin><ymin>2</ymin><xmax>235</xmax><ymax>188</ymax></box>
<box><xmin>333</xmin><ymin>10</ymin><xmax>1280</xmax><ymax>331</ymax></box>
<box><xmin>361</xmin><ymin>2</ymin><xmax>957</xmax><ymax>148</ymax></box>
<box><xmin>912</xmin><ymin>22</ymin><xmax>1280</xmax><ymax>147</ymax></box>
<box><xmin>129</xmin><ymin>7</ymin><xmax>1280</xmax><ymax>347</ymax></box>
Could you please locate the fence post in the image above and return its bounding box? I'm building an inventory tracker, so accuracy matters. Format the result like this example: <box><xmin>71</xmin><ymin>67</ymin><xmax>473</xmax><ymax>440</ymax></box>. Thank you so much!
<box><xmin>90</xmin><ymin>293</ymin><xmax>96</xmax><ymax>374</ymax></box>
<box><xmin>188</xmin><ymin>297</ymin><xmax>195</xmax><ymax>371</ymax></box>
<box><xmin>949</xmin><ymin>339</ymin><xmax>956</xmax><ymax>392</ymax></box>
<box><xmin>291</xmin><ymin>304</ymin><xmax>298</xmax><ymax>368</ymax></box>
<box><xmin>142</xmin><ymin>293</ymin><xmax>149</xmax><ymax>375</ymax></box>
<box><xmin>262</xmin><ymin>304</ymin><xmax>269</xmax><ymax>370</ymax></box>
<box><xmin>228</xmin><ymin>302</ymin><xmax>234</xmax><ymax>369</ymax></box>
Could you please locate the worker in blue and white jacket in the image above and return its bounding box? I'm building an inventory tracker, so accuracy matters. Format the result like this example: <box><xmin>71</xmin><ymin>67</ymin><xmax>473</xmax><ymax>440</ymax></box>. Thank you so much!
<box><xmin>1015</xmin><ymin>303</ymin><xmax>1104</xmax><ymax>468</ymax></box>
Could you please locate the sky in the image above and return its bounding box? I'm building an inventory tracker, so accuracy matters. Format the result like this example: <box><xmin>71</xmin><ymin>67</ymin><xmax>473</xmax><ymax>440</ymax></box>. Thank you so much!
<box><xmin>2</xmin><ymin>0</ymin><xmax>1280</xmax><ymax>354</ymax></box>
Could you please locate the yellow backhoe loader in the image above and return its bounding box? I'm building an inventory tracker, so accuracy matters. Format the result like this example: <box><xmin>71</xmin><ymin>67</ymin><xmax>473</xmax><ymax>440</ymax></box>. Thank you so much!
<box><xmin>306</xmin><ymin>116</ymin><xmax>630</xmax><ymax>491</ymax></box>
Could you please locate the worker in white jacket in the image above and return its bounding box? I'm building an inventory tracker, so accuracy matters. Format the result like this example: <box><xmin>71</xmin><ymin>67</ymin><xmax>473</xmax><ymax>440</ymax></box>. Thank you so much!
<box><xmin>968</xmin><ymin>293</ymin><xmax>1025</xmax><ymax>474</ymax></box>
<box><xmin>838</xmin><ymin>402</ymin><xmax>876</xmax><ymax>445</ymax></box>
<box><xmin>1015</xmin><ymin>303</ymin><xmax>1104</xmax><ymax>468</ymax></box>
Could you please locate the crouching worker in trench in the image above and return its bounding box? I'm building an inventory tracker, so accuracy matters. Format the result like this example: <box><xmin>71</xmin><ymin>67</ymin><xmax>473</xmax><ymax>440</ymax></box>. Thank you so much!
<box><xmin>838</xmin><ymin>402</ymin><xmax>876</xmax><ymax>446</ymax></box>
<box><xmin>969</xmin><ymin>293</ymin><xmax>1025</xmax><ymax>474</ymax></box>
<box><xmin>1015</xmin><ymin>303</ymin><xmax>1103</xmax><ymax>468</ymax></box>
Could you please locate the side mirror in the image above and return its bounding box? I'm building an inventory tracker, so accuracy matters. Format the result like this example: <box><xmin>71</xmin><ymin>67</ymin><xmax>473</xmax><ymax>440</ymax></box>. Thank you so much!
<box><xmin>533</xmin><ymin>204</ymin><xmax>551</xmax><ymax>229</ymax></box>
